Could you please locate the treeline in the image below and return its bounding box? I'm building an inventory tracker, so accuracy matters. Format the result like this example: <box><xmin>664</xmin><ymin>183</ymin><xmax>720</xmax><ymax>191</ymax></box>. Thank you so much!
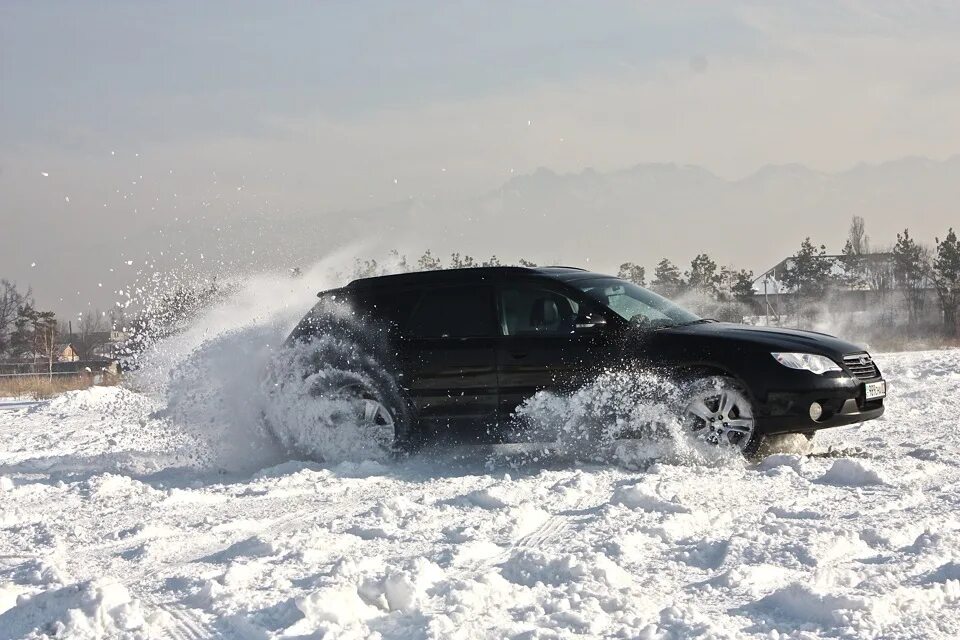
<box><xmin>344</xmin><ymin>216</ymin><xmax>960</xmax><ymax>337</ymax></box>
<box><xmin>768</xmin><ymin>218</ymin><xmax>960</xmax><ymax>336</ymax></box>
<box><xmin>345</xmin><ymin>249</ymin><xmax>756</xmax><ymax>301</ymax></box>
<box><xmin>0</xmin><ymin>276</ymin><xmax>230</xmax><ymax>367</ymax></box>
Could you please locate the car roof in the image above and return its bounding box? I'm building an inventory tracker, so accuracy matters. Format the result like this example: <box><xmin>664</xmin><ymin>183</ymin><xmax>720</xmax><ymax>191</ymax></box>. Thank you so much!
<box><xmin>326</xmin><ymin>266</ymin><xmax>612</xmax><ymax>295</ymax></box>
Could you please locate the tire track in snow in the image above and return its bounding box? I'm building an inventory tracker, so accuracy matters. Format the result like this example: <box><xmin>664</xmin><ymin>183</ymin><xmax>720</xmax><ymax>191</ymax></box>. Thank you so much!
<box><xmin>154</xmin><ymin>604</ymin><xmax>218</xmax><ymax>640</ymax></box>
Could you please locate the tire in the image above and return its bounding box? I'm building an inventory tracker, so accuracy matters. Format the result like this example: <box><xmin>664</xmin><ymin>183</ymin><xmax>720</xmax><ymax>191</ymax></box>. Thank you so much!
<box><xmin>263</xmin><ymin>334</ymin><xmax>417</xmax><ymax>461</ymax></box>
<box><xmin>330</xmin><ymin>378</ymin><xmax>411</xmax><ymax>456</ymax></box>
<box><xmin>679</xmin><ymin>376</ymin><xmax>764</xmax><ymax>457</ymax></box>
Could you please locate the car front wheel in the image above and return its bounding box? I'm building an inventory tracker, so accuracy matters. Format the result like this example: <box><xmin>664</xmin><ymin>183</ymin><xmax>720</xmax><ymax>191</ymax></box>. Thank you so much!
<box><xmin>680</xmin><ymin>376</ymin><xmax>763</xmax><ymax>456</ymax></box>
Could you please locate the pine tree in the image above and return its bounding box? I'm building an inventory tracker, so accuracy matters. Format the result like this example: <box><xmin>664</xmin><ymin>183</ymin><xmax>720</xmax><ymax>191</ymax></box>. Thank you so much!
<box><xmin>728</xmin><ymin>269</ymin><xmax>755</xmax><ymax>302</ymax></box>
<box><xmin>449</xmin><ymin>253</ymin><xmax>477</xmax><ymax>268</ymax></box>
<box><xmin>892</xmin><ymin>229</ymin><xmax>930</xmax><ymax>323</ymax></box>
<box><xmin>417</xmin><ymin>250</ymin><xmax>442</xmax><ymax>271</ymax></box>
<box><xmin>651</xmin><ymin>259</ymin><xmax>685</xmax><ymax>298</ymax></box>
<box><xmin>932</xmin><ymin>228</ymin><xmax>960</xmax><ymax>335</ymax></box>
<box><xmin>10</xmin><ymin>303</ymin><xmax>37</xmax><ymax>360</ymax></box>
<box><xmin>781</xmin><ymin>238</ymin><xmax>833</xmax><ymax>299</ymax></box>
<box><xmin>616</xmin><ymin>262</ymin><xmax>646</xmax><ymax>286</ymax></box>
<box><xmin>686</xmin><ymin>254</ymin><xmax>721</xmax><ymax>298</ymax></box>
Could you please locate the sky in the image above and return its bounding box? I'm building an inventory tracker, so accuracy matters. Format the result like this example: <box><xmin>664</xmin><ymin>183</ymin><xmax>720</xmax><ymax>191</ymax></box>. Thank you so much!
<box><xmin>2</xmin><ymin>1</ymin><xmax>960</xmax><ymax>315</ymax></box>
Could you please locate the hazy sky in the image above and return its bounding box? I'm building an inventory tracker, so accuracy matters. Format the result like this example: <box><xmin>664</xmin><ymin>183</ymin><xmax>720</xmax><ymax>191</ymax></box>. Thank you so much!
<box><xmin>3</xmin><ymin>1</ymin><xmax>960</xmax><ymax>313</ymax></box>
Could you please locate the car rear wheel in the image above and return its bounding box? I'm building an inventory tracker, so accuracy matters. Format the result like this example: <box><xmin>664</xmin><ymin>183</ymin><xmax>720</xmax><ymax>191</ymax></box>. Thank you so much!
<box><xmin>334</xmin><ymin>382</ymin><xmax>400</xmax><ymax>454</ymax></box>
<box><xmin>681</xmin><ymin>376</ymin><xmax>763</xmax><ymax>456</ymax></box>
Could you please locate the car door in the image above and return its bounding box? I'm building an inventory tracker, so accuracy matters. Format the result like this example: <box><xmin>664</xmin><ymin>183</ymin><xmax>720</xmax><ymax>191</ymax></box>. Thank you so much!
<box><xmin>398</xmin><ymin>284</ymin><xmax>499</xmax><ymax>441</ymax></box>
<box><xmin>495</xmin><ymin>280</ymin><xmax>614</xmax><ymax>425</ymax></box>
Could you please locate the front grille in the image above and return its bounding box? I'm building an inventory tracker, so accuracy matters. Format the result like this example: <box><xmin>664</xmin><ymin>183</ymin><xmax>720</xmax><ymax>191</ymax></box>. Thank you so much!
<box><xmin>843</xmin><ymin>353</ymin><xmax>879</xmax><ymax>380</ymax></box>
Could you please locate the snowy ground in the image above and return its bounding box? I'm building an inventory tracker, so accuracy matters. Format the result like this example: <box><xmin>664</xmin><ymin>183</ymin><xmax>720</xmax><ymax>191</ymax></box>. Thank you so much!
<box><xmin>2</xmin><ymin>349</ymin><xmax>960</xmax><ymax>639</ymax></box>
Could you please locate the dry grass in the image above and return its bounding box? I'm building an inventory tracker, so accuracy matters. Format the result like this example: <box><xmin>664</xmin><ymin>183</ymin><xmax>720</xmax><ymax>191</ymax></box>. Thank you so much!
<box><xmin>0</xmin><ymin>373</ymin><xmax>119</xmax><ymax>400</ymax></box>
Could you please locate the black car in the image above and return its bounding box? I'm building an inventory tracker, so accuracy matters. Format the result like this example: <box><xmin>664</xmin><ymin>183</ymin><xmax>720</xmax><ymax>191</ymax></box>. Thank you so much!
<box><xmin>285</xmin><ymin>266</ymin><xmax>885</xmax><ymax>456</ymax></box>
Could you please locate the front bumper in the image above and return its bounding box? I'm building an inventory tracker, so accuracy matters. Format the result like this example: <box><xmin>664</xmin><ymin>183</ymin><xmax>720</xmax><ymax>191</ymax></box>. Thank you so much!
<box><xmin>753</xmin><ymin>376</ymin><xmax>886</xmax><ymax>435</ymax></box>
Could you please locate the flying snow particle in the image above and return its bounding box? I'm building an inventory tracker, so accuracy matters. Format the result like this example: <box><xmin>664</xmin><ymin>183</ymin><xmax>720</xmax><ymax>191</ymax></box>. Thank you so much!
<box><xmin>393</xmin><ymin>178</ymin><xmax>398</xmax><ymax>184</ymax></box>
<box><xmin>30</xmin><ymin>262</ymin><xmax>36</xmax><ymax>268</ymax></box>
<box><xmin>125</xmin><ymin>260</ymin><xmax>134</xmax><ymax>266</ymax></box>
<box><xmin>41</xmin><ymin>172</ymin><xmax>49</xmax><ymax>177</ymax></box>
<box><xmin>64</xmin><ymin>196</ymin><xmax>70</xmax><ymax>202</ymax></box>
<box><xmin>110</xmin><ymin>150</ymin><xmax>116</xmax><ymax>155</ymax></box>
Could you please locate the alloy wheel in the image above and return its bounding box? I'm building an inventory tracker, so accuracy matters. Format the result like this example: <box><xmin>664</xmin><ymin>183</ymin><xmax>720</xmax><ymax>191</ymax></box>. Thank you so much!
<box><xmin>346</xmin><ymin>388</ymin><xmax>397</xmax><ymax>451</ymax></box>
<box><xmin>683</xmin><ymin>385</ymin><xmax>756</xmax><ymax>448</ymax></box>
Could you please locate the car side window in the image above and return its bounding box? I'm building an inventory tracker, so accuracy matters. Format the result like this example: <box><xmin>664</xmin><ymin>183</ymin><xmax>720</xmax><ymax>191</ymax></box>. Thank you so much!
<box><xmin>499</xmin><ymin>285</ymin><xmax>582</xmax><ymax>336</ymax></box>
<box><xmin>355</xmin><ymin>289</ymin><xmax>421</xmax><ymax>331</ymax></box>
<box><xmin>407</xmin><ymin>286</ymin><xmax>496</xmax><ymax>338</ymax></box>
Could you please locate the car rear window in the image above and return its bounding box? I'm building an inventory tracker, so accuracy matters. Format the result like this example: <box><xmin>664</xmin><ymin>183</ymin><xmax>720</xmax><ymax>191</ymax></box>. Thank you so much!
<box><xmin>407</xmin><ymin>286</ymin><xmax>495</xmax><ymax>338</ymax></box>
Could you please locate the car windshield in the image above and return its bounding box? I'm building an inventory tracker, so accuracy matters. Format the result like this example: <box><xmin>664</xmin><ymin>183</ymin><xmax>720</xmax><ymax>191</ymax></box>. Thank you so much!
<box><xmin>573</xmin><ymin>277</ymin><xmax>701</xmax><ymax>328</ymax></box>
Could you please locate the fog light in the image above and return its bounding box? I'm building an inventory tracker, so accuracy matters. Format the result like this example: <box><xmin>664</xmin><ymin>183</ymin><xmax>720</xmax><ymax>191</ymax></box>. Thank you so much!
<box><xmin>809</xmin><ymin>402</ymin><xmax>823</xmax><ymax>421</ymax></box>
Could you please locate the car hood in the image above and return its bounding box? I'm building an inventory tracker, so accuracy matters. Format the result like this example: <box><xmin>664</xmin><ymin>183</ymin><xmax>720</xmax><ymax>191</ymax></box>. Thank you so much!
<box><xmin>656</xmin><ymin>322</ymin><xmax>866</xmax><ymax>358</ymax></box>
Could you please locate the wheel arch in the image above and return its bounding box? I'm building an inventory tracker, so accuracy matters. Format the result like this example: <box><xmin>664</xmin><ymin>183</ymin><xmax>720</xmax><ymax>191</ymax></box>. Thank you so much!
<box><xmin>671</xmin><ymin>362</ymin><xmax>760</xmax><ymax>407</ymax></box>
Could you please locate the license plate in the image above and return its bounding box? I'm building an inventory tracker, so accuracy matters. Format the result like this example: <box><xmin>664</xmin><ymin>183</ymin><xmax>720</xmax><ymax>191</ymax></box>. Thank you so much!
<box><xmin>865</xmin><ymin>380</ymin><xmax>886</xmax><ymax>400</ymax></box>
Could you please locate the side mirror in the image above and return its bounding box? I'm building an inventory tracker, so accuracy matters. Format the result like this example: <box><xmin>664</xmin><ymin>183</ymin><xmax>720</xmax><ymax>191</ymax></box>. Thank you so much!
<box><xmin>575</xmin><ymin>311</ymin><xmax>607</xmax><ymax>331</ymax></box>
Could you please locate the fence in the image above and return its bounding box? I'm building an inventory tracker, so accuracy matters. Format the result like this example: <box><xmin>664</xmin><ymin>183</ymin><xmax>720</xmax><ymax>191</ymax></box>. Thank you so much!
<box><xmin>0</xmin><ymin>359</ymin><xmax>119</xmax><ymax>376</ymax></box>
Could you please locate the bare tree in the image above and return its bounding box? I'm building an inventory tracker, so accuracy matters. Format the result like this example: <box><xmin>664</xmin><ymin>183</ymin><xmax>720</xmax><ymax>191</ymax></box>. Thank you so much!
<box><xmin>77</xmin><ymin>310</ymin><xmax>108</xmax><ymax>359</ymax></box>
<box><xmin>840</xmin><ymin>216</ymin><xmax>870</xmax><ymax>289</ymax></box>
<box><xmin>0</xmin><ymin>280</ymin><xmax>31</xmax><ymax>359</ymax></box>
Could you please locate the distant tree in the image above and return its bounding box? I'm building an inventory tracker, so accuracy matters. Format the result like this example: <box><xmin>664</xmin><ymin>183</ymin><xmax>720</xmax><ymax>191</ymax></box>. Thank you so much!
<box><xmin>651</xmin><ymin>259</ymin><xmax>685</xmax><ymax>298</ymax></box>
<box><xmin>388</xmin><ymin>249</ymin><xmax>410</xmax><ymax>272</ymax></box>
<box><xmin>109</xmin><ymin>306</ymin><xmax>128</xmax><ymax>334</ymax></box>
<box><xmin>932</xmin><ymin>228</ymin><xmax>960</xmax><ymax>335</ymax></box>
<box><xmin>10</xmin><ymin>303</ymin><xmax>37</xmax><ymax>361</ymax></box>
<box><xmin>617</xmin><ymin>262</ymin><xmax>647</xmax><ymax>287</ymax></box>
<box><xmin>840</xmin><ymin>216</ymin><xmax>870</xmax><ymax>289</ymax></box>
<box><xmin>352</xmin><ymin>258</ymin><xmax>383</xmax><ymax>279</ymax></box>
<box><xmin>417</xmin><ymin>250</ymin><xmax>442</xmax><ymax>271</ymax></box>
<box><xmin>76</xmin><ymin>310</ymin><xmax>108</xmax><ymax>359</ymax></box>
<box><xmin>892</xmin><ymin>229</ymin><xmax>930</xmax><ymax>323</ymax></box>
<box><xmin>33</xmin><ymin>310</ymin><xmax>57</xmax><ymax>379</ymax></box>
<box><xmin>0</xmin><ymin>280</ymin><xmax>30</xmax><ymax>358</ymax></box>
<box><xmin>481</xmin><ymin>255</ymin><xmax>502</xmax><ymax>267</ymax></box>
<box><xmin>864</xmin><ymin>248</ymin><xmax>895</xmax><ymax>297</ymax></box>
<box><xmin>617</xmin><ymin>262</ymin><xmax>646</xmax><ymax>286</ymax></box>
<box><xmin>518</xmin><ymin>258</ymin><xmax>537</xmax><ymax>267</ymax></box>
<box><xmin>449</xmin><ymin>253</ymin><xmax>477</xmax><ymax>268</ymax></box>
<box><xmin>781</xmin><ymin>238</ymin><xmax>833</xmax><ymax>299</ymax></box>
<box><xmin>727</xmin><ymin>269</ymin><xmax>755</xmax><ymax>303</ymax></box>
<box><xmin>686</xmin><ymin>254</ymin><xmax>721</xmax><ymax>298</ymax></box>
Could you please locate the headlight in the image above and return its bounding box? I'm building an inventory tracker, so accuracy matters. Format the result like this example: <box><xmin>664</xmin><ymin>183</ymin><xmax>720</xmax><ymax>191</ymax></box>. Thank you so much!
<box><xmin>771</xmin><ymin>352</ymin><xmax>842</xmax><ymax>375</ymax></box>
